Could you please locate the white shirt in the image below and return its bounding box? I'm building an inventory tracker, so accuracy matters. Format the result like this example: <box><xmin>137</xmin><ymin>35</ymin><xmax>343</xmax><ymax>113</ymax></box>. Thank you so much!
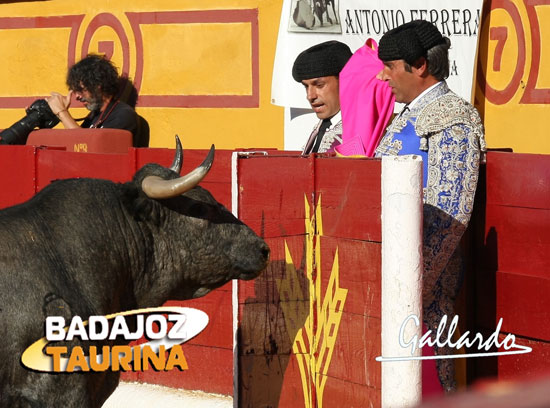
<box><xmin>407</xmin><ymin>81</ymin><xmax>442</xmax><ymax>111</ymax></box>
<box><xmin>326</xmin><ymin>110</ymin><xmax>342</xmax><ymax>131</ymax></box>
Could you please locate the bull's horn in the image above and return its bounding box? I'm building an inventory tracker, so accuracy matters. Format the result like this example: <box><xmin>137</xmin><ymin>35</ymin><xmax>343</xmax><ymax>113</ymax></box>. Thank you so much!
<box><xmin>169</xmin><ymin>135</ymin><xmax>183</xmax><ymax>173</ymax></box>
<box><xmin>142</xmin><ymin>144</ymin><xmax>215</xmax><ymax>199</ymax></box>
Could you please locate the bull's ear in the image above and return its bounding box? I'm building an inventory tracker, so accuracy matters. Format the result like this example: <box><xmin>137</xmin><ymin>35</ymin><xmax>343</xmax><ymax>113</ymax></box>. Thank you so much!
<box><xmin>121</xmin><ymin>184</ymin><xmax>163</xmax><ymax>226</ymax></box>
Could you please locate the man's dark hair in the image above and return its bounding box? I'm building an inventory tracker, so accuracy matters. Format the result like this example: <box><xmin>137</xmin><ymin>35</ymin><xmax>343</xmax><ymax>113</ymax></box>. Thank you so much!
<box><xmin>403</xmin><ymin>37</ymin><xmax>451</xmax><ymax>80</ymax></box>
<box><xmin>379</xmin><ymin>20</ymin><xmax>451</xmax><ymax>81</ymax></box>
<box><xmin>425</xmin><ymin>37</ymin><xmax>451</xmax><ymax>81</ymax></box>
<box><xmin>67</xmin><ymin>54</ymin><xmax>120</xmax><ymax>98</ymax></box>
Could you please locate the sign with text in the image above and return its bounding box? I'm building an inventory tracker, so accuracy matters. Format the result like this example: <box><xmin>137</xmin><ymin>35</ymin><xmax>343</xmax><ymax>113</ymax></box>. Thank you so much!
<box><xmin>272</xmin><ymin>0</ymin><xmax>483</xmax><ymax>109</ymax></box>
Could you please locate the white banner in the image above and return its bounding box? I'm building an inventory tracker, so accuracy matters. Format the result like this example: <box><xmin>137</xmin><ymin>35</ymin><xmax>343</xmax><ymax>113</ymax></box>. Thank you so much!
<box><xmin>272</xmin><ymin>0</ymin><xmax>483</xmax><ymax>109</ymax></box>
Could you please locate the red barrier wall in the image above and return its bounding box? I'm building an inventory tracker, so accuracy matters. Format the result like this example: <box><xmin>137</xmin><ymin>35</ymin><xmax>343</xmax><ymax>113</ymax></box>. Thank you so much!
<box><xmin>1</xmin><ymin>144</ymin><xmax>549</xmax><ymax>405</ymax></box>
<box><xmin>237</xmin><ymin>154</ymin><xmax>382</xmax><ymax>407</ymax></box>
<box><xmin>0</xmin><ymin>144</ymin><xmax>235</xmax><ymax>396</ymax></box>
<box><xmin>27</xmin><ymin>128</ymin><xmax>133</xmax><ymax>154</ymax></box>
<box><xmin>0</xmin><ymin>146</ymin><xmax>38</xmax><ymax>209</ymax></box>
<box><xmin>471</xmin><ymin>151</ymin><xmax>550</xmax><ymax>383</ymax></box>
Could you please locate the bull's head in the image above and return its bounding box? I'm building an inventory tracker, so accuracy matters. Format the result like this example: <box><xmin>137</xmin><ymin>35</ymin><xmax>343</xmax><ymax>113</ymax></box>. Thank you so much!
<box><xmin>129</xmin><ymin>137</ymin><xmax>269</xmax><ymax>302</ymax></box>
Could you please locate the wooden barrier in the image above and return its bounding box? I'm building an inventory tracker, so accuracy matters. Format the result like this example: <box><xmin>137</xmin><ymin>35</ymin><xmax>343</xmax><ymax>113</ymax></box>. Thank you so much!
<box><xmin>27</xmin><ymin>128</ymin><xmax>133</xmax><ymax>154</ymax></box>
<box><xmin>0</xmin><ymin>145</ymin><xmax>37</xmax><ymax>209</ymax></box>
<box><xmin>237</xmin><ymin>154</ymin><xmax>382</xmax><ymax>407</ymax></box>
<box><xmin>0</xmin><ymin>144</ymin><xmax>548</xmax><ymax>406</ymax></box>
<box><xmin>0</xmin><ymin>144</ymin><xmax>235</xmax><ymax>396</ymax></box>
<box><xmin>469</xmin><ymin>151</ymin><xmax>550</xmax><ymax>384</ymax></box>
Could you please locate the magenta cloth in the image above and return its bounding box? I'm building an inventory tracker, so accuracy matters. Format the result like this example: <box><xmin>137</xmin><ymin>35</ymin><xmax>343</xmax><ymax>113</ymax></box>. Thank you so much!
<box><xmin>335</xmin><ymin>38</ymin><xmax>395</xmax><ymax>157</ymax></box>
<box><xmin>422</xmin><ymin>322</ymin><xmax>445</xmax><ymax>398</ymax></box>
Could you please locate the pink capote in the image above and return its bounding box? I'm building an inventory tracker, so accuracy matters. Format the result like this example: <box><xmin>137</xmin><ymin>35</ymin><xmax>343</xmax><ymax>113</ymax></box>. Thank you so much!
<box><xmin>335</xmin><ymin>38</ymin><xmax>395</xmax><ymax>157</ymax></box>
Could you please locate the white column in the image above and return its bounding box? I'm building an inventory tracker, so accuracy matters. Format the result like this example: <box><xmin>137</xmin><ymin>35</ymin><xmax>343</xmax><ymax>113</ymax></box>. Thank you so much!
<box><xmin>231</xmin><ymin>152</ymin><xmax>239</xmax><ymax>408</ymax></box>
<box><xmin>381</xmin><ymin>155</ymin><xmax>424</xmax><ymax>407</ymax></box>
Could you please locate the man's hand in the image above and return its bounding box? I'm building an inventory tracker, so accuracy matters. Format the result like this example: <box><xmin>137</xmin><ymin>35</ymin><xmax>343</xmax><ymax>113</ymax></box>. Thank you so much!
<box><xmin>46</xmin><ymin>91</ymin><xmax>79</xmax><ymax>129</ymax></box>
<box><xmin>46</xmin><ymin>91</ymin><xmax>72</xmax><ymax>116</ymax></box>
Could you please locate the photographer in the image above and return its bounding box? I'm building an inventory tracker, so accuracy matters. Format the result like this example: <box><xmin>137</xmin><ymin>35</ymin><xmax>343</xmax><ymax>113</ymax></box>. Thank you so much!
<box><xmin>0</xmin><ymin>54</ymin><xmax>148</xmax><ymax>147</ymax></box>
<box><xmin>47</xmin><ymin>54</ymin><xmax>138</xmax><ymax>139</ymax></box>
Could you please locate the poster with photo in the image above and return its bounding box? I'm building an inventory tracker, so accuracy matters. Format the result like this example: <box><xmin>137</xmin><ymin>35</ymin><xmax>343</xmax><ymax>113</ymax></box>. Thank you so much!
<box><xmin>272</xmin><ymin>0</ymin><xmax>484</xmax><ymax>149</ymax></box>
<box><xmin>288</xmin><ymin>0</ymin><xmax>342</xmax><ymax>33</ymax></box>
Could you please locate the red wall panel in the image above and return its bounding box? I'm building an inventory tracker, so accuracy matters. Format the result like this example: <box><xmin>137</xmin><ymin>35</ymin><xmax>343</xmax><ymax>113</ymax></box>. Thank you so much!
<box><xmin>496</xmin><ymin>271</ymin><xmax>550</xmax><ymax>341</ymax></box>
<box><xmin>238</xmin><ymin>155</ymin><xmax>314</xmax><ymax>238</ymax></box>
<box><xmin>485</xmin><ymin>205</ymin><xmax>550</xmax><ymax>276</ymax></box>
<box><xmin>321</xmin><ymin>375</ymin><xmax>380</xmax><ymax>408</ymax></box>
<box><xmin>237</xmin><ymin>155</ymin><xmax>383</xmax><ymax>407</ymax></box>
<box><xmin>315</xmin><ymin>157</ymin><xmax>381</xmax><ymax>242</ymax></box>
<box><xmin>35</xmin><ymin>149</ymin><xmax>134</xmax><ymax>191</ymax></box>
<box><xmin>319</xmin><ymin>237</ymin><xmax>381</xmax><ymax>318</ymax></box>
<box><xmin>497</xmin><ymin>334</ymin><xmax>550</xmax><ymax>381</ymax></box>
<box><xmin>486</xmin><ymin>152</ymin><xmax>550</xmax><ymax>209</ymax></box>
<box><xmin>473</xmin><ymin>152</ymin><xmax>550</xmax><ymax>383</ymax></box>
<box><xmin>0</xmin><ymin>146</ymin><xmax>36</xmax><ymax>209</ymax></box>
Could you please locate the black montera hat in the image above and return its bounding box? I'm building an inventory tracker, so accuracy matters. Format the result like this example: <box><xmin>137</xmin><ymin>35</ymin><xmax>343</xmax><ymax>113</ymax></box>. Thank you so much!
<box><xmin>378</xmin><ymin>20</ymin><xmax>446</xmax><ymax>65</ymax></box>
<box><xmin>292</xmin><ymin>41</ymin><xmax>352</xmax><ymax>82</ymax></box>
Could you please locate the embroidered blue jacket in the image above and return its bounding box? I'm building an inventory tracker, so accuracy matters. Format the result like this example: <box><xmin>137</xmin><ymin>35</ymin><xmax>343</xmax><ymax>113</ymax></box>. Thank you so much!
<box><xmin>376</xmin><ymin>81</ymin><xmax>486</xmax><ymax>391</ymax></box>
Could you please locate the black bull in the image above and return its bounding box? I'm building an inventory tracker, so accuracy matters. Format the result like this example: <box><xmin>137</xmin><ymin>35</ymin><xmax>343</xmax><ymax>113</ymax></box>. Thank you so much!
<box><xmin>0</xmin><ymin>140</ymin><xmax>269</xmax><ymax>407</ymax></box>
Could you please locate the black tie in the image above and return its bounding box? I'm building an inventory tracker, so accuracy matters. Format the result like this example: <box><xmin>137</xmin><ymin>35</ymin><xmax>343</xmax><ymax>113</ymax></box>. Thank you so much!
<box><xmin>312</xmin><ymin>119</ymin><xmax>331</xmax><ymax>153</ymax></box>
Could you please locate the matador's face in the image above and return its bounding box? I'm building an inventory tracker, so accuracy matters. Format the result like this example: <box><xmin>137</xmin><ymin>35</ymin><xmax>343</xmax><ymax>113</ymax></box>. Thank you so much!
<box><xmin>377</xmin><ymin>59</ymin><xmax>419</xmax><ymax>104</ymax></box>
<box><xmin>301</xmin><ymin>75</ymin><xmax>340</xmax><ymax>120</ymax></box>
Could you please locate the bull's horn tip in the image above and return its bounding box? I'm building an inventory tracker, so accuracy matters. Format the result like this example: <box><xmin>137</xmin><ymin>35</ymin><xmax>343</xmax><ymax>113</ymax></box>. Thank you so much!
<box><xmin>169</xmin><ymin>135</ymin><xmax>183</xmax><ymax>173</ymax></box>
<box><xmin>201</xmin><ymin>144</ymin><xmax>215</xmax><ymax>170</ymax></box>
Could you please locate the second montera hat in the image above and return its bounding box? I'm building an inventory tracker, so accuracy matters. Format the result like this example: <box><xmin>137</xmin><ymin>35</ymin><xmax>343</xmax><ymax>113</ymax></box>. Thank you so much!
<box><xmin>292</xmin><ymin>41</ymin><xmax>352</xmax><ymax>82</ymax></box>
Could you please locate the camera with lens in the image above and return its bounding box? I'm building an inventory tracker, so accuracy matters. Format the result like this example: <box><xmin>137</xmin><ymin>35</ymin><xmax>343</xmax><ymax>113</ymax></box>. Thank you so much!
<box><xmin>0</xmin><ymin>99</ymin><xmax>60</xmax><ymax>145</ymax></box>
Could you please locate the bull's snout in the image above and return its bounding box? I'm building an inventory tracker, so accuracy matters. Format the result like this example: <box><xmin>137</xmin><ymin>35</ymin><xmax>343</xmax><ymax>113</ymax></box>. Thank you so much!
<box><xmin>234</xmin><ymin>238</ymin><xmax>270</xmax><ymax>281</ymax></box>
<box><xmin>260</xmin><ymin>241</ymin><xmax>270</xmax><ymax>263</ymax></box>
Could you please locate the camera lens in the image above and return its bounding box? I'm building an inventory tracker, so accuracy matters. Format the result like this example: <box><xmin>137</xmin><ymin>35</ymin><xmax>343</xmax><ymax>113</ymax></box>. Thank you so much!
<box><xmin>0</xmin><ymin>99</ymin><xmax>59</xmax><ymax>145</ymax></box>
